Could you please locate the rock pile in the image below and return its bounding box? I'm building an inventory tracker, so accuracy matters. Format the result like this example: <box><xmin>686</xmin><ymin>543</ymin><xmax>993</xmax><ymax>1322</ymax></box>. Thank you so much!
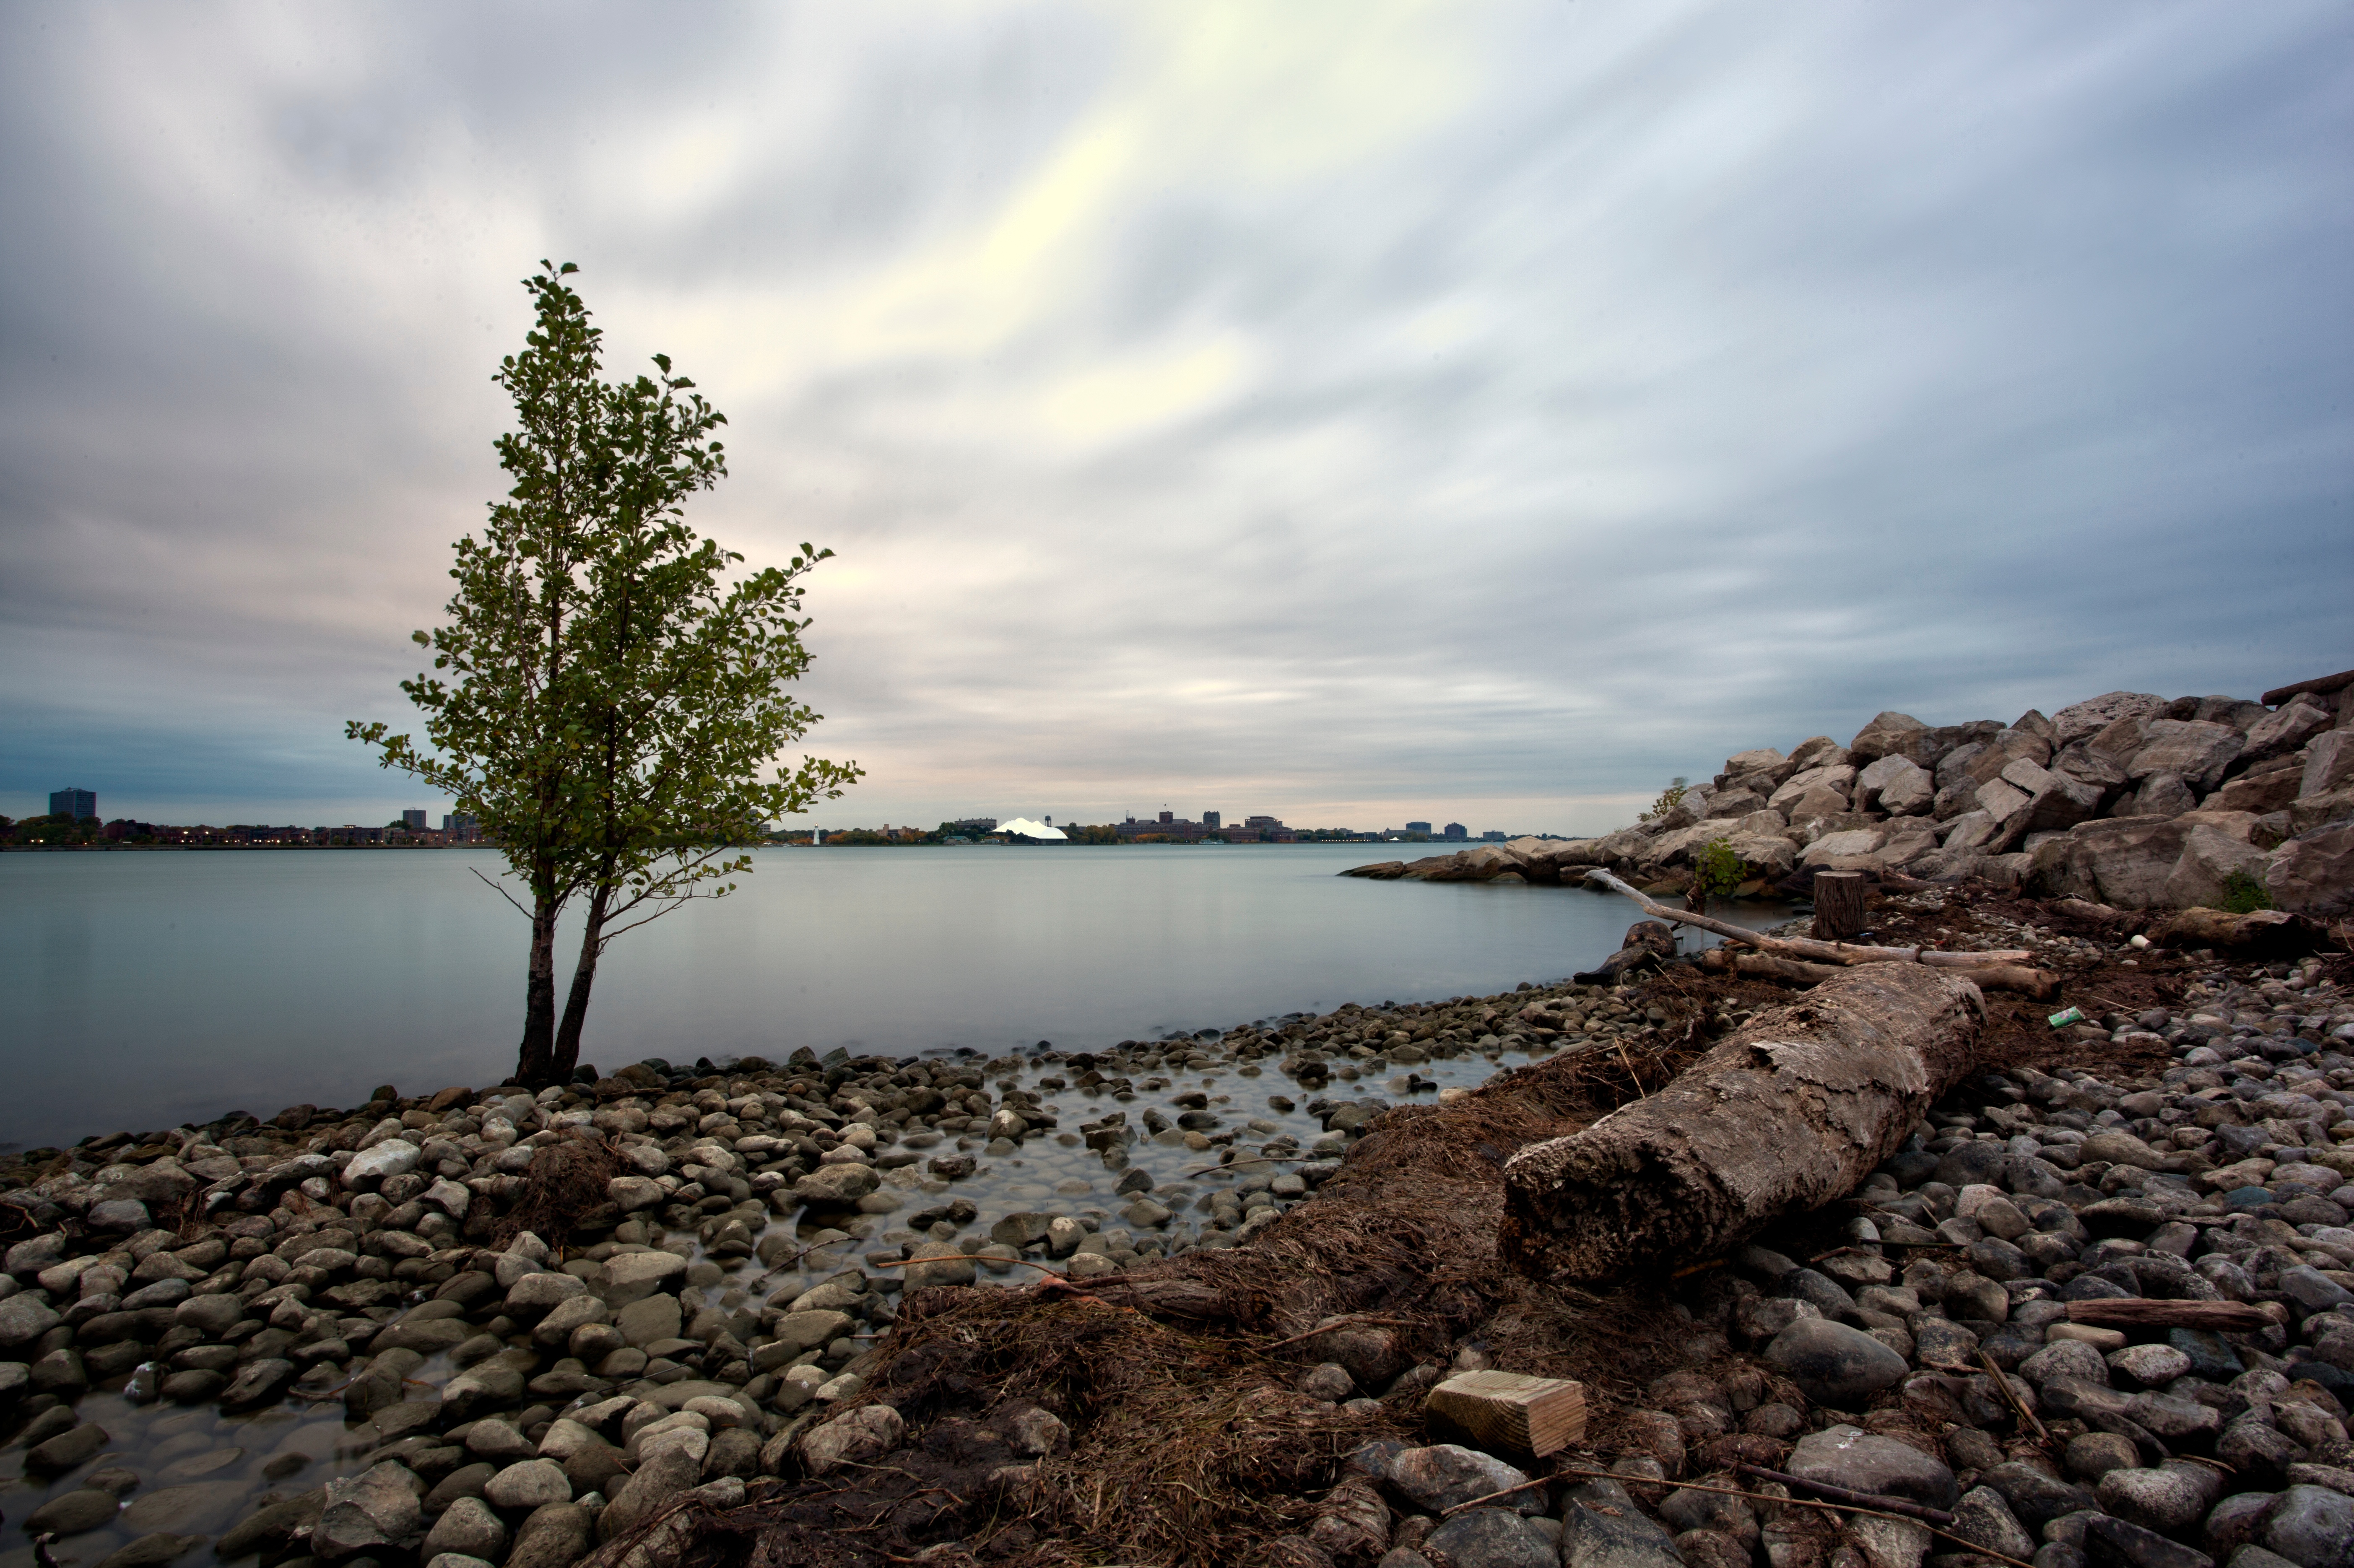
<box><xmin>1346</xmin><ymin>676</ymin><xmax>2354</xmax><ymax>919</ymax></box>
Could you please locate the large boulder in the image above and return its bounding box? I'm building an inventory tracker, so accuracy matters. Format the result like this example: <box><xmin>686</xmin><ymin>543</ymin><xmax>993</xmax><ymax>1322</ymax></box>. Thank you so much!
<box><xmin>2162</xmin><ymin>825</ymin><xmax>2274</xmax><ymax>910</ymax></box>
<box><xmin>2126</xmin><ymin>720</ymin><xmax>2244</xmax><ymax>793</ymax></box>
<box><xmin>2268</xmin><ymin>820</ymin><xmax>2354</xmax><ymax>919</ymax></box>
<box><xmin>2304</xmin><ymin>729</ymin><xmax>2354</xmax><ymax>800</ymax></box>
<box><xmin>1858</xmin><ymin>755</ymin><xmax>1935</xmax><ymax>816</ymax></box>
<box><xmin>1849</xmin><ymin>712</ymin><xmax>1930</xmax><ymax>765</ymax></box>
<box><xmin>2052</xmin><ymin>691</ymin><xmax>2168</xmax><ymax>749</ymax></box>
<box><xmin>2029</xmin><ymin>816</ymin><xmax>2192</xmax><ymax>909</ymax></box>
<box><xmin>2243</xmin><ymin>697</ymin><xmax>2334</xmax><ymax>762</ymax></box>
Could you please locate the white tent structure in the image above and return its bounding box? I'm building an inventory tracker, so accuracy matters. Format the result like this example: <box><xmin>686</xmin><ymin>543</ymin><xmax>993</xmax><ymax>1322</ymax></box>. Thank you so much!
<box><xmin>993</xmin><ymin>817</ymin><xmax>1066</xmax><ymax>841</ymax></box>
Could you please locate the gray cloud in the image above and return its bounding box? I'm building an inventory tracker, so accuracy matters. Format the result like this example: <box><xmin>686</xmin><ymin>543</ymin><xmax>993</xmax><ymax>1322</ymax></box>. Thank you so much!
<box><xmin>3</xmin><ymin>1</ymin><xmax>2347</xmax><ymax>836</ymax></box>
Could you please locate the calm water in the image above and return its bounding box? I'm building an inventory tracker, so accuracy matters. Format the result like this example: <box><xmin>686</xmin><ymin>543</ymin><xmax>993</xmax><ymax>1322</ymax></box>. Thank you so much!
<box><xmin>0</xmin><ymin>844</ymin><xmax>1779</xmax><ymax>1150</ymax></box>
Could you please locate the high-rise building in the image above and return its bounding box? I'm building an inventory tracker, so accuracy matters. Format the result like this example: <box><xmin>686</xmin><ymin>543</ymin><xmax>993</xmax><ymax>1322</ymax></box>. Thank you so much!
<box><xmin>1443</xmin><ymin>823</ymin><xmax>1468</xmax><ymax>840</ymax></box>
<box><xmin>401</xmin><ymin>809</ymin><xmax>428</xmax><ymax>830</ymax></box>
<box><xmin>1203</xmin><ymin>811</ymin><xmax>1221</xmax><ymax>829</ymax></box>
<box><xmin>443</xmin><ymin>813</ymin><xmax>480</xmax><ymax>840</ymax></box>
<box><xmin>1405</xmin><ymin>820</ymin><xmax>1432</xmax><ymax>835</ymax></box>
<box><xmin>50</xmin><ymin>788</ymin><xmax>96</xmax><ymax>821</ymax></box>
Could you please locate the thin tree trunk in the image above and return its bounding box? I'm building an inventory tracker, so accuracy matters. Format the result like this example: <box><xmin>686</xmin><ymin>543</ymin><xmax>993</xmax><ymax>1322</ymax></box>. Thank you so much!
<box><xmin>551</xmin><ymin>879</ymin><xmax>613</xmax><ymax>1085</ymax></box>
<box><xmin>515</xmin><ymin>865</ymin><xmax>563</xmax><ymax>1087</ymax></box>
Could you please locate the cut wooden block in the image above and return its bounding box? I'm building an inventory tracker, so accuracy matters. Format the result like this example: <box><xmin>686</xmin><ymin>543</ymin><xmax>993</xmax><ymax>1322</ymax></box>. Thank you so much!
<box><xmin>1422</xmin><ymin>1369</ymin><xmax>1587</xmax><ymax>1459</ymax></box>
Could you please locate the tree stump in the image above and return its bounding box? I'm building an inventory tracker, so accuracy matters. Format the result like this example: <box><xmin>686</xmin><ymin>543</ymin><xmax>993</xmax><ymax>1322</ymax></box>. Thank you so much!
<box><xmin>1811</xmin><ymin>871</ymin><xmax>1867</xmax><ymax>942</ymax></box>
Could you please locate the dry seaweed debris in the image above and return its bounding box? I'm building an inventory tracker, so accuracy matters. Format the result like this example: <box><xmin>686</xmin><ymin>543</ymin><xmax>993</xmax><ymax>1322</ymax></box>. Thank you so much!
<box><xmin>613</xmin><ymin>993</ymin><xmax>1738</xmax><ymax>1568</ymax></box>
<box><xmin>485</xmin><ymin>1129</ymin><xmax>631</xmax><ymax>1249</ymax></box>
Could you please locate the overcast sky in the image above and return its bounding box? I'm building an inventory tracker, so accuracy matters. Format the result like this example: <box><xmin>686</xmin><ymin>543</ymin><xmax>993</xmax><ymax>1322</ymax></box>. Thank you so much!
<box><xmin>3</xmin><ymin>1</ymin><xmax>2348</xmax><ymax>838</ymax></box>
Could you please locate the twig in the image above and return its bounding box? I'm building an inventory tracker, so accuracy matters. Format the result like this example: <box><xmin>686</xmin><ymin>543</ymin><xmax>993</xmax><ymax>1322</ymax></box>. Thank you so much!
<box><xmin>1734</xmin><ymin>1464</ymin><xmax>1956</xmax><ymax>1525</ymax></box>
<box><xmin>868</xmin><ymin>1255</ymin><xmax>1065</xmax><ymax>1273</ymax></box>
<box><xmin>1977</xmin><ymin>1349</ymin><xmax>2053</xmax><ymax>1446</ymax></box>
<box><xmin>1260</xmin><ymin>1314</ymin><xmax>1422</xmax><ymax>1353</ymax></box>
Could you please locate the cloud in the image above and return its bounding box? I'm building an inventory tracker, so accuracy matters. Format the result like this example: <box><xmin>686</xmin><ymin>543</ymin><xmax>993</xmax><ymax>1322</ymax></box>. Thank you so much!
<box><xmin>2</xmin><ymin>0</ymin><xmax>2347</xmax><ymax>836</ymax></box>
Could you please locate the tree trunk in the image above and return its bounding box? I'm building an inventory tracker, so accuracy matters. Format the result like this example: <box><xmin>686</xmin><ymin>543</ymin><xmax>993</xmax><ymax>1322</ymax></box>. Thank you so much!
<box><xmin>514</xmin><ymin>868</ymin><xmax>563</xmax><ymax>1088</ymax></box>
<box><xmin>551</xmin><ymin>882</ymin><xmax>613</xmax><ymax>1085</ymax></box>
<box><xmin>1811</xmin><ymin>870</ymin><xmax>1867</xmax><ymax>941</ymax></box>
<box><xmin>1499</xmin><ymin>963</ymin><xmax>1985</xmax><ymax>1285</ymax></box>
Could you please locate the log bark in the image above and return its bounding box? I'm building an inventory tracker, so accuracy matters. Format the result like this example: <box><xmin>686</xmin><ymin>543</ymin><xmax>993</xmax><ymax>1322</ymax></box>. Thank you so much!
<box><xmin>1699</xmin><ymin>947</ymin><xmax>2060</xmax><ymax>1000</ymax></box>
<box><xmin>1584</xmin><ymin>869</ymin><xmax>2031</xmax><ymax>968</ymax></box>
<box><xmin>1812</xmin><ymin>871</ymin><xmax>1867</xmax><ymax>941</ymax></box>
<box><xmin>2064</xmin><ymin>1299</ymin><xmax>2277</xmax><ymax>1332</ymax></box>
<box><xmin>1500</xmin><ymin>963</ymin><xmax>1985</xmax><ymax>1284</ymax></box>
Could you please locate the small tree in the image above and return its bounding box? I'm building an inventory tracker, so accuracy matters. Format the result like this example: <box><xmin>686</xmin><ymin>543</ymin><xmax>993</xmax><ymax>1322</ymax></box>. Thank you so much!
<box><xmin>351</xmin><ymin>262</ymin><xmax>859</xmax><ymax>1087</ymax></box>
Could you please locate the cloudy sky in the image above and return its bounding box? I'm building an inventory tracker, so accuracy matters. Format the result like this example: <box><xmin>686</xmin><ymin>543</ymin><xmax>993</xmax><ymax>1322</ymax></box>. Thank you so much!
<box><xmin>3</xmin><ymin>1</ymin><xmax>2348</xmax><ymax>839</ymax></box>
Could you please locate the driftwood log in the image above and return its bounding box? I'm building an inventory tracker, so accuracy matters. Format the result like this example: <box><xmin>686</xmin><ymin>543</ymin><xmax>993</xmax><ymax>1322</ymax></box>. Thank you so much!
<box><xmin>1699</xmin><ymin>946</ymin><xmax>2060</xmax><ymax>1001</ymax></box>
<box><xmin>1583</xmin><ymin>869</ymin><xmax>2062</xmax><ymax>995</ymax></box>
<box><xmin>1500</xmin><ymin>963</ymin><xmax>1985</xmax><ymax>1284</ymax></box>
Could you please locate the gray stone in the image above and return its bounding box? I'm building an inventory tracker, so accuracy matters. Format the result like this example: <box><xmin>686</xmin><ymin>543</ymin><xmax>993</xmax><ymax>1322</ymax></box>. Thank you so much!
<box><xmin>614</xmin><ymin>1292</ymin><xmax>683</xmax><ymax>1348</ymax></box>
<box><xmin>902</xmin><ymin>1241</ymin><xmax>977</xmax><ymax>1288</ymax></box>
<box><xmin>220</xmin><ymin>1357</ymin><xmax>297</xmax><ymax>1411</ymax></box>
<box><xmin>28</xmin><ymin>1421</ymin><xmax>113</xmax><ymax>1472</ymax></box>
<box><xmin>94</xmin><ymin>1534</ymin><xmax>205</xmax><ymax>1568</ymax></box>
<box><xmin>483</xmin><ymin>1458</ymin><xmax>571</xmax><ymax>1509</ymax></box>
<box><xmin>172</xmin><ymin>1292</ymin><xmax>246</xmax><ymax>1337</ymax></box>
<box><xmin>1562</xmin><ymin>1479</ymin><xmax>1684</xmax><ymax>1568</ymax></box>
<box><xmin>2265</xmin><ymin>1484</ymin><xmax>2354</xmax><ymax>1568</ymax></box>
<box><xmin>1952</xmin><ymin>1487</ymin><xmax>2037</xmax><ymax>1562</ymax></box>
<box><xmin>88</xmin><ymin>1198</ymin><xmax>153</xmax><ymax>1232</ymax></box>
<box><xmin>313</xmin><ymin>1461</ymin><xmax>425</xmax><ymax>1558</ymax></box>
<box><xmin>2099</xmin><ymin>1462</ymin><xmax>2223</xmax><ymax>1535</ymax></box>
<box><xmin>0</xmin><ymin>1292</ymin><xmax>63</xmax><ymax>1349</ymax></box>
<box><xmin>2083</xmin><ymin>1513</ymin><xmax>2214</xmax><ymax>1568</ymax></box>
<box><xmin>767</xmin><ymin>1308</ymin><xmax>854</xmax><ymax>1355</ymax></box>
<box><xmin>120</xmin><ymin>1481</ymin><xmax>257</xmax><ymax>1537</ymax></box>
<box><xmin>507</xmin><ymin>1503</ymin><xmax>595</xmax><ymax>1568</ymax></box>
<box><xmin>504</xmin><ymin>1272</ymin><xmax>586</xmax><ymax>1315</ymax></box>
<box><xmin>1424</xmin><ymin>1507</ymin><xmax>1555</xmax><ymax>1568</ymax></box>
<box><xmin>1978</xmin><ymin>1461</ymin><xmax>2095</xmax><ymax>1529</ymax></box>
<box><xmin>1764</xmin><ymin>1318</ymin><xmax>1910</xmax><ymax>1407</ymax></box>
<box><xmin>1788</xmin><ymin>1425</ymin><xmax>1960</xmax><ymax>1510</ymax></box>
<box><xmin>801</xmin><ymin>1404</ymin><xmax>905</xmax><ymax>1477</ymax></box>
<box><xmin>1387</xmin><ymin>1444</ymin><xmax>1543</xmax><ymax>1515</ymax></box>
<box><xmin>792</xmin><ymin>1164</ymin><xmax>880</xmax><ymax>1205</ymax></box>
<box><xmin>27</xmin><ymin>1488</ymin><xmax>124</xmax><ymax>1536</ymax></box>
<box><xmin>343</xmin><ymin>1140</ymin><xmax>422</xmax><ymax>1188</ymax></box>
<box><xmin>2271</xmin><ymin>823</ymin><xmax>2354</xmax><ymax>921</ymax></box>
<box><xmin>420</xmin><ymin>1497</ymin><xmax>507</xmax><ymax>1563</ymax></box>
<box><xmin>600</xmin><ymin>1249</ymin><xmax>686</xmax><ymax>1305</ymax></box>
<box><xmin>2302</xmin><ymin>729</ymin><xmax>2354</xmax><ymax>800</ymax></box>
<box><xmin>598</xmin><ymin>1444</ymin><xmax>700</xmax><ymax>1542</ymax></box>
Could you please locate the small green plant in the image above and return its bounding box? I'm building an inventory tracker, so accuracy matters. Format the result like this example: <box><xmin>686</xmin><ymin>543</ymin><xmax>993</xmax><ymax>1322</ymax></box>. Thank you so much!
<box><xmin>1691</xmin><ymin>837</ymin><xmax>1746</xmax><ymax>912</ymax></box>
<box><xmin>2218</xmin><ymin>870</ymin><xmax>2273</xmax><ymax>915</ymax></box>
<box><xmin>1642</xmin><ymin>776</ymin><xmax>1691</xmax><ymax>823</ymax></box>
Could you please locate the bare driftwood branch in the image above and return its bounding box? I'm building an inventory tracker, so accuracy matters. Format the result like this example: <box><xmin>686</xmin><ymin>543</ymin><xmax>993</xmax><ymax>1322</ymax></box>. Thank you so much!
<box><xmin>1583</xmin><ymin>868</ymin><xmax>2033</xmax><ymax>968</ymax></box>
<box><xmin>2065</xmin><ymin>1299</ymin><xmax>2279</xmax><ymax>1332</ymax></box>
<box><xmin>1502</xmin><ymin>963</ymin><xmax>1985</xmax><ymax>1284</ymax></box>
<box><xmin>1699</xmin><ymin>946</ymin><xmax>2059</xmax><ymax>1000</ymax></box>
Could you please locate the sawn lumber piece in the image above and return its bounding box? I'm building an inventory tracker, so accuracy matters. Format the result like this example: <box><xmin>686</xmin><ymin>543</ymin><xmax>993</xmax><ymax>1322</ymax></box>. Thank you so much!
<box><xmin>1421</xmin><ymin>1369</ymin><xmax>1587</xmax><ymax>1459</ymax></box>
<box><xmin>1500</xmin><ymin>964</ymin><xmax>1985</xmax><ymax>1285</ymax></box>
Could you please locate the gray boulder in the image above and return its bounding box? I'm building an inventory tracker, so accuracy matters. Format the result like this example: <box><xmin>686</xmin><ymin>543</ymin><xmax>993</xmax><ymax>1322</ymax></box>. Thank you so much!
<box><xmin>2268</xmin><ymin>821</ymin><xmax>2354</xmax><ymax>919</ymax></box>
<box><xmin>312</xmin><ymin>1462</ymin><xmax>424</xmax><ymax>1558</ymax></box>
<box><xmin>1786</xmin><ymin>1425</ymin><xmax>1958</xmax><ymax>1509</ymax></box>
<box><xmin>1764</xmin><ymin>1319</ymin><xmax>1909</xmax><ymax>1407</ymax></box>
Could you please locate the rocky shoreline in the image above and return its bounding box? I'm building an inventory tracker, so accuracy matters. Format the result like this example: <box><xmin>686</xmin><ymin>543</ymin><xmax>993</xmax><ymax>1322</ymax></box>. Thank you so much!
<box><xmin>1342</xmin><ymin>679</ymin><xmax>2354</xmax><ymax>921</ymax></box>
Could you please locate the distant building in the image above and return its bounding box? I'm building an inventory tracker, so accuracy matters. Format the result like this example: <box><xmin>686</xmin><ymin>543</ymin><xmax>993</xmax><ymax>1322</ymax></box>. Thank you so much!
<box><xmin>51</xmin><ymin>787</ymin><xmax>96</xmax><ymax>821</ymax></box>
<box><xmin>1203</xmin><ymin>811</ymin><xmax>1221</xmax><ymax>829</ymax></box>
<box><xmin>1405</xmin><ymin>821</ymin><xmax>1432</xmax><ymax>835</ymax></box>
<box><xmin>952</xmin><ymin>817</ymin><xmax>998</xmax><ymax>833</ymax></box>
<box><xmin>1481</xmin><ymin>830</ymin><xmax>1507</xmax><ymax>841</ymax></box>
<box><xmin>1443</xmin><ymin>823</ymin><xmax>1467</xmax><ymax>840</ymax></box>
<box><xmin>400</xmin><ymin>809</ymin><xmax>428</xmax><ymax>830</ymax></box>
<box><xmin>443</xmin><ymin>812</ymin><xmax>481</xmax><ymax>841</ymax></box>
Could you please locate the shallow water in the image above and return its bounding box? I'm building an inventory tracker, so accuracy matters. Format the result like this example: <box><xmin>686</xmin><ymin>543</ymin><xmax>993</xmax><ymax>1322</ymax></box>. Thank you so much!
<box><xmin>0</xmin><ymin>845</ymin><xmax>1788</xmax><ymax>1151</ymax></box>
<box><xmin>0</xmin><ymin>1018</ymin><xmax>1601</xmax><ymax>1568</ymax></box>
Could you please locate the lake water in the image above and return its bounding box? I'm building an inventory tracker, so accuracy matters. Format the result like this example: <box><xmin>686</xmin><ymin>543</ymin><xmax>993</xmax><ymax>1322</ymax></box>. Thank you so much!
<box><xmin>0</xmin><ymin>844</ymin><xmax>1783</xmax><ymax>1151</ymax></box>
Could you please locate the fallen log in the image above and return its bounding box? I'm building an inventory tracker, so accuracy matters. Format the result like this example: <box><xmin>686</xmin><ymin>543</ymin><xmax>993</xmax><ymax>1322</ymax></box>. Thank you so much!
<box><xmin>2146</xmin><ymin>906</ymin><xmax>2325</xmax><ymax>958</ymax></box>
<box><xmin>1585</xmin><ymin>868</ymin><xmax>2033</xmax><ymax>969</ymax></box>
<box><xmin>1699</xmin><ymin>946</ymin><xmax>2060</xmax><ymax>1000</ymax></box>
<box><xmin>1500</xmin><ymin>963</ymin><xmax>1985</xmax><ymax>1284</ymax></box>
